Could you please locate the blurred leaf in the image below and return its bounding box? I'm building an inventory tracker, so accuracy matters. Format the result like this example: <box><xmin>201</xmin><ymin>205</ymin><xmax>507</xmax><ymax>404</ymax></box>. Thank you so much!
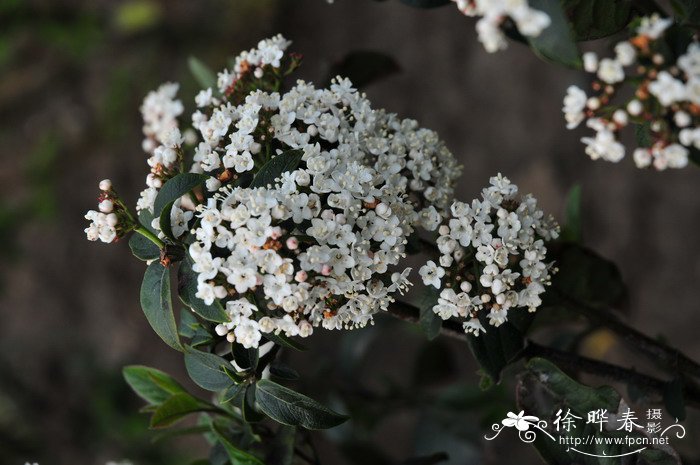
<box><xmin>417</xmin><ymin>286</ymin><xmax>442</xmax><ymax>340</ymax></box>
<box><xmin>184</xmin><ymin>348</ymin><xmax>235</xmax><ymax>392</ymax></box>
<box><xmin>563</xmin><ymin>0</ymin><xmax>632</xmax><ymax>40</ymax></box>
<box><xmin>663</xmin><ymin>377</ymin><xmax>686</xmax><ymax>421</ymax></box>
<box><xmin>242</xmin><ymin>384</ymin><xmax>264</xmax><ymax>422</ymax></box>
<box><xmin>130</xmin><ymin>232</ymin><xmax>161</xmax><ymax>261</ymax></box>
<box><xmin>178</xmin><ymin>257</ymin><xmax>229</xmax><ymax>322</ymax></box>
<box><xmin>150</xmin><ymin>393</ymin><xmax>213</xmax><ymax>428</ymax></box>
<box><xmin>249</xmin><ymin>149</ymin><xmax>303</xmax><ymax>188</ymax></box>
<box><xmin>466</xmin><ymin>316</ymin><xmax>525</xmax><ymax>385</ymax></box>
<box><xmin>327</xmin><ymin>51</ymin><xmax>400</xmax><ymax>89</ymax></box>
<box><xmin>527</xmin><ymin>0</ymin><xmax>581</xmax><ymax>68</ymax></box>
<box><xmin>265</xmin><ymin>425</ymin><xmax>296</xmax><ymax>465</ymax></box>
<box><xmin>269</xmin><ymin>364</ymin><xmax>300</xmax><ymax>381</ymax></box>
<box><xmin>635</xmin><ymin>122</ymin><xmax>652</xmax><ymax>148</ymax></box>
<box><xmin>123</xmin><ymin>365</ymin><xmax>187</xmax><ymax>405</ymax></box>
<box><xmin>140</xmin><ymin>262</ymin><xmax>182</xmax><ymax>351</ymax></box>
<box><xmin>561</xmin><ymin>184</ymin><xmax>582</xmax><ymax>243</ymax></box>
<box><xmin>255</xmin><ymin>379</ymin><xmax>349</xmax><ymax>430</ymax></box>
<box><xmin>211</xmin><ymin>423</ymin><xmax>264</xmax><ymax>465</ymax></box>
<box><xmin>400</xmin><ymin>0</ymin><xmax>451</xmax><ymax>7</ymax></box>
<box><xmin>673</xmin><ymin>0</ymin><xmax>700</xmax><ymax>27</ymax></box>
<box><xmin>114</xmin><ymin>0</ymin><xmax>162</xmax><ymax>33</ymax></box>
<box><xmin>154</xmin><ymin>173</ymin><xmax>208</xmax><ymax>219</ymax></box>
<box><xmin>548</xmin><ymin>243</ymin><xmax>627</xmax><ymax>309</ymax></box>
<box><xmin>189</xmin><ymin>56</ymin><xmax>218</xmax><ymax>90</ymax></box>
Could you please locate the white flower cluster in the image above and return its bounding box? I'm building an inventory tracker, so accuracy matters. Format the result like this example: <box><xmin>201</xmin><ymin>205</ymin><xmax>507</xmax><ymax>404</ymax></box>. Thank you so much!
<box><xmin>189</xmin><ymin>172</ymin><xmax>415</xmax><ymax>348</ymax></box>
<box><xmin>189</xmin><ymin>39</ymin><xmax>459</xmax><ymax>228</ymax></box>
<box><xmin>563</xmin><ymin>14</ymin><xmax>696</xmax><ymax>170</ymax></box>
<box><xmin>452</xmin><ymin>0</ymin><xmax>551</xmax><ymax>53</ymax></box>
<box><xmin>419</xmin><ymin>174</ymin><xmax>558</xmax><ymax>336</ymax></box>
<box><xmin>85</xmin><ymin>179</ymin><xmax>130</xmax><ymax>243</ymax></box>
<box><xmin>137</xmin><ymin>83</ymin><xmax>185</xmax><ymax>215</ymax></box>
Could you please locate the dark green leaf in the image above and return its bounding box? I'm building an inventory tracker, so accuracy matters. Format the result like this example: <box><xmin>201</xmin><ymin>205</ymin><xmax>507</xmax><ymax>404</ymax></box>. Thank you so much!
<box><xmin>153</xmin><ymin>173</ymin><xmax>208</xmax><ymax>218</ymax></box>
<box><xmin>269</xmin><ymin>364</ymin><xmax>300</xmax><ymax>381</ymax></box>
<box><xmin>400</xmin><ymin>0</ymin><xmax>450</xmax><ymax>7</ymax></box>
<box><xmin>527</xmin><ymin>0</ymin><xmax>581</xmax><ymax>68</ymax></box>
<box><xmin>242</xmin><ymin>384</ymin><xmax>264</xmax><ymax>422</ymax></box>
<box><xmin>222</xmin><ymin>384</ymin><xmax>246</xmax><ymax>404</ymax></box>
<box><xmin>188</xmin><ymin>56</ymin><xmax>217</xmax><ymax>90</ymax></box>
<box><xmin>255</xmin><ymin>379</ymin><xmax>348</xmax><ymax>429</ymax></box>
<box><xmin>635</xmin><ymin>122</ymin><xmax>652</xmax><ymax>148</ymax></box>
<box><xmin>548</xmin><ymin>243</ymin><xmax>627</xmax><ymax>309</ymax></box>
<box><xmin>232</xmin><ymin>343</ymin><xmax>259</xmax><ymax>372</ymax></box>
<box><xmin>129</xmin><ymin>232</ymin><xmax>161</xmax><ymax>261</ymax></box>
<box><xmin>123</xmin><ymin>365</ymin><xmax>187</xmax><ymax>405</ymax></box>
<box><xmin>467</xmin><ymin>315</ymin><xmax>525</xmax><ymax>384</ymax></box>
<box><xmin>178</xmin><ymin>257</ymin><xmax>229</xmax><ymax>322</ymax></box>
<box><xmin>140</xmin><ymin>262</ymin><xmax>182</xmax><ymax>351</ymax></box>
<box><xmin>674</xmin><ymin>0</ymin><xmax>700</xmax><ymax>27</ymax></box>
<box><xmin>417</xmin><ymin>286</ymin><xmax>442</xmax><ymax>340</ymax></box>
<box><xmin>561</xmin><ymin>184</ymin><xmax>582</xmax><ymax>243</ymax></box>
<box><xmin>211</xmin><ymin>423</ymin><xmax>265</xmax><ymax>465</ymax></box>
<box><xmin>184</xmin><ymin>348</ymin><xmax>235</xmax><ymax>391</ymax></box>
<box><xmin>249</xmin><ymin>150</ymin><xmax>303</xmax><ymax>188</ymax></box>
<box><xmin>326</xmin><ymin>51</ymin><xmax>400</xmax><ymax>89</ymax></box>
<box><xmin>159</xmin><ymin>200</ymin><xmax>176</xmax><ymax>241</ymax></box>
<box><xmin>265</xmin><ymin>425</ymin><xmax>296</xmax><ymax>465</ymax></box>
<box><xmin>563</xmin><ymin>0</ymin><xmax>633</xmax><ymax>40</ymax></box>
<box><xmin>663</xmin><ymin>377</ymin><xmax>686</xmax><ymax>421</ymax></box>
<box><xmin>264</xmin><ymin>332</ymin><xmax>308</xmax><ymax>351</ymax></box>
<box><xmin>150</xmin><ymin>393</ymin><xmax>214</xmax><ymax>428</ymax></box>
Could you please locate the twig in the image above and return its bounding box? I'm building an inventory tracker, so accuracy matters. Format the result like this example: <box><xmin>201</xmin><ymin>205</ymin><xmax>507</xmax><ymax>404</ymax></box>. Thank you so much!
<box><xmin>385</xmin><ymin>301</ymin><xmax>700</xmax><ymax>409</ymax></box>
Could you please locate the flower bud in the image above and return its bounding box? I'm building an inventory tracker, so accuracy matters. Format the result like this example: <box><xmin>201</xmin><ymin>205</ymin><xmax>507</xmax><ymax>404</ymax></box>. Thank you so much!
<box><xmin>286</xmin><ymin>237</ymin><xmax>299</xmax><ymax>250</ymax></box>
<box><xmin>99</xmin><ymin>199</ymin><xmax>114</xmax><ymax>213</ymax></box>
<box><xmin>99</xmin><ymin>179</ymin><xmax>112</xmax><ymax>191</ymax></box>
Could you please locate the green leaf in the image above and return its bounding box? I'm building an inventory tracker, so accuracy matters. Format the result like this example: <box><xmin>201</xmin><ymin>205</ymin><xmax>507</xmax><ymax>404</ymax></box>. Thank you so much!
<box><xmin>674</xmin><ymin>0</ymin><xmax>700</xmax><ymax>27</ymax></box>
<box><xmin>150</xmin><ymin>393</ymin><xmax>214</xmax><ymax>428</ymax></box>
<box><xmin>129</xmin><ymin>232</ymin><xmax>161</xmax><ymax>261</ymax></box>
<box><xmin>159</xmin><ymin>200</ymin><xmax>176</xmax><ymax>241</ymax></box>
<box><xmin>211</xmin><ymin>423</ymin><xmax>265</xmax><ymax>465</ymax></box>
<box><xmin>153</xmin><ymin>173</ymin><xmax>208</xmax><ymax>218</ymax></box>
<box><xmin>255</xmin><ymin>379</ymin><xmax>348</xmax><ymax>430</ymax></box>
<box><xmin>178</xmin><ymin>257</ymin><xmax>228</xmax><ymax>322</ymax></box>
<box><xmin>417</xmin><ymin>286</ymin><xmax>442</xmax><ymax>340</ymax></box>
<box><xmin>527</xmin><ymin>0</ymin><xmax>581</xmax><ymax>68</ymax></box>
<box><xmin>561</xmin><ymin>184</ymin><xmax>582</xmax><ymax>243</ymax></box>
<box><xmin>140</xmin><ymin>262</ymin><xmax>182</xmax><ymax>351</ymax></box>
<box><xmin>399</xmin><ymin>0</ymin><xmax>450</xmax><ymax>7</ymax></box>
<box><xmin>563</xmin><ymin>0</ymin><xmax>633</xmax><ymax>40</ymax></box>
<box><xmin>222</xmin><ymin>384</ymin><xmax>246</xmax><ymax>404</ymax></box>
<box><xmin>326</xmin><ymin>51</ymin><xmax>400</xmax><ymax>89</ymax></box>
<box><xmin>184</xmin><ymin>348</ymin><xmax>235</xmax><ymax>391</ymax></box>
<box><xmin>123</xmin><ymin>365</ymin><xmax>187</xmax><ymax>405</ymax></box>
<box><xmin>188</xmin><ymin>56</ymin><xmax>217</xmax><ymax>90</ymax></box>
<box><xmin>249</xmin><ymin>150</ymin><xmax>303</xmax><ymax>188</ymax></box>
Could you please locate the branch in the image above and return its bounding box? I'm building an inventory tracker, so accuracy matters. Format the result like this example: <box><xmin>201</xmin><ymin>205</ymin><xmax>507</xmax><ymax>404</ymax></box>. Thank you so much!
<box><xmin>557</xmin><ymin>293</ymin><xmax>700</xmax><ymax>379</ymax></box>
<box><xmin>385</xmin><ymin>301</ymin><xmax>700</xmax><ymax>409</ymax></box>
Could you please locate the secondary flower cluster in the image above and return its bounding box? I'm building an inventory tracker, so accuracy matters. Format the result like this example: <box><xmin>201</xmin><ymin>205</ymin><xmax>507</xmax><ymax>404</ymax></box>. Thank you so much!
<box><xmin>85</xmin><ymin>180</ymin><xmax>134</xmax><ymax>243</ymax></box>
<box><xmin>563</xmin><ymin>14</ymin><xmax>696</xmax><ymax>170</ymax></box>
<box><xmin>419</xmin><ymin>174</ymin><xmax>558</xmax><ymax>336</ymax></box>
<box><xmin>451</xmin><ymin>0</ymin><xmax>551</xmax><ymax>53</ymax></box>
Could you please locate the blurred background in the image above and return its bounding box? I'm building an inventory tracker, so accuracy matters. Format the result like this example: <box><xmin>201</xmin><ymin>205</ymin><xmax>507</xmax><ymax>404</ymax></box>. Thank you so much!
<box><xmin>1</xmin><ymin>0</ymin><xmax>699</xmax><ymax>464</ymax></box>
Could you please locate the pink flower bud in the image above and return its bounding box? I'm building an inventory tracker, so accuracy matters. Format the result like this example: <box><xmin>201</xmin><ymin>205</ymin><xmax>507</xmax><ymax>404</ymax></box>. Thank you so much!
<box><xmin>286</xmin><ymin>237</ymin><xmax>299</xmax><ymax>250</ymax></box>
<box><xmin>321</xmin><ymin>265</ymin><xmax>332</xmax><ymax>276</ymax></box>
<box><xmin>295</xmin><ymin>270</ymin><xmax>307</xmax><ymax>282</ymax></box>
<box><xmin>99</xmin><ymin>179</ymin><xmax>112</xmax><ymax>191</ymax></box>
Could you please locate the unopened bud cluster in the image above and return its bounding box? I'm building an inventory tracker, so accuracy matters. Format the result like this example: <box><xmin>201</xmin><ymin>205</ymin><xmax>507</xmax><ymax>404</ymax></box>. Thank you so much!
<box><xmin>85</xmin><ymin>180</ymin><xmax>133</xmax><ymax>243</ymax></box>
